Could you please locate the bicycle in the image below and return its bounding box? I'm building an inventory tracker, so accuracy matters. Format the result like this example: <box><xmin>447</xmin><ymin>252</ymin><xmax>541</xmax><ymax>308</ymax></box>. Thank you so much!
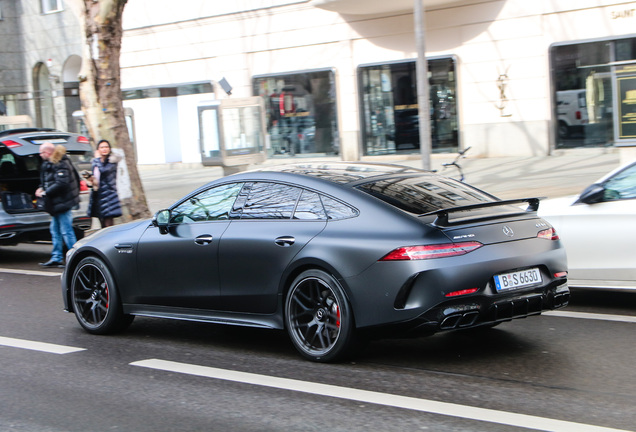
<box><xmin>442</xmin><ymin>146</ymin><xmax>471</xmax><ymax>182</ymax></box>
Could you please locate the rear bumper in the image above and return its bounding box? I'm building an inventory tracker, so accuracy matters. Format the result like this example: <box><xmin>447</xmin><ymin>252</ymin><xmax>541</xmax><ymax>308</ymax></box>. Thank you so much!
<box><xmin>345</xmin><ymin>237</ymin><xmax>568</xmax><ymax>330</ymax></box>
<box><xmin>397</xmin><ymin>280</ymin><xmax>569</xmax><ymax>335</ymax></box>
<box><xmin>0</xmin><ymin>217</ymin><xmax>92</xmax><ymax>245</ymax></box>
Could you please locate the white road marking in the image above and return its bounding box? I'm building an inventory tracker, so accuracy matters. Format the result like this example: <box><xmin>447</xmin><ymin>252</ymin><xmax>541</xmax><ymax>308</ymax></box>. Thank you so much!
<box><xmin>0</xmin><ymin>336</ymin><xmax>85</xmax><ymax>354</ymax></box>
<box><xmin>0</xmin><ymin>267</ymin><xmax>62</xmax><ymax>277</ymax></box>
<box><xmin>131</xmin><ymin>358</ymin><xmax>632</xmax><ymax>432</ymax></box>
<box><xmin>544</xmin><ymin>310</ymin><xmax>636</xmax><ymax>324</ymax></box>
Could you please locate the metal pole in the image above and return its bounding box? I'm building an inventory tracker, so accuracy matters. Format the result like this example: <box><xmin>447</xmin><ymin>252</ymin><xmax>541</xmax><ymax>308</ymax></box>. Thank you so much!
<box><xmin>414</xmin><ymin>0</ymin><xmax>432</xmax><ymax>170</ymax></box>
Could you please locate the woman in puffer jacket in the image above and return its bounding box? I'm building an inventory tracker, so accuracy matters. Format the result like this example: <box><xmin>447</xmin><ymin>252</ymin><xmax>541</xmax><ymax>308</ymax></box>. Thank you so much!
<box><xmin>88</xmin><ymin>139</ymin><xmax>122</xmax><ymax>227</ymax></box>
<box><xmin>39</xmin><ymin>144</ymin><xmax>80</xmax><ymax>215</ymax></box>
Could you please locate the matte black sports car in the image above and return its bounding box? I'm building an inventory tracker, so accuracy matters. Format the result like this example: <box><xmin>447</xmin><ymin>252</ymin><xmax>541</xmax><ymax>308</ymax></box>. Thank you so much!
<box><xmin>62</xmin><ymin>162</ymin><xmax>569</xmax><ymax>362</ymax></box>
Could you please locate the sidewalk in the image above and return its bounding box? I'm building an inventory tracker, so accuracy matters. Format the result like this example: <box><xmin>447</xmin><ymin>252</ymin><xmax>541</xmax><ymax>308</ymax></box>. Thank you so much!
<box><xmin>417</xmin><ymin>150</ymin><xmax>622</xmax><ymax>199</ymax></box>
<box><xmin>139</xmin><ymin>149</ymin><xmax>625</xmax><ymax>213</ymax></box>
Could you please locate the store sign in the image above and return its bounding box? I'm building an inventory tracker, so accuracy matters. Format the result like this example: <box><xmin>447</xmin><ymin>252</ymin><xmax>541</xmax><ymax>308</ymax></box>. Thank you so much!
<box><xmin>610</xmin><ymin>8</ymin><xmax>636</xmax><ymax>19</ymax></box>
<box><xmin>618</xmin><ymin>76</ymin><xmax>636</xmax><ymax>139</ymax></box>
<box><xmin>608</xmin><ymin>4</ymin><xmax>636</xmax><ymax>34</ymax></box>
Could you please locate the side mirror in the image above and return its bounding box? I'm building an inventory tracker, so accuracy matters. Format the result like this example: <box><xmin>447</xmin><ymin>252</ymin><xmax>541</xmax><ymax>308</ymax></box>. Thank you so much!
<box><xmin>152</xmin><ymin>209</ymin><xmax>171</xmax><ymax>234</ymax></box>
<box><xmin>575</xmin><ymin>184</ymin><xmax>604</xmax><ymax>205</ymax></box>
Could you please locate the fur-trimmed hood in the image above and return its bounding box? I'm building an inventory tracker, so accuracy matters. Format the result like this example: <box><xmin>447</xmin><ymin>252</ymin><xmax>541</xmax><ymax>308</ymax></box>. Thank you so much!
<box><xmin>49</xmin><ymin>145</ymin><xmax>67</xmax><ymax>164</ymax></box>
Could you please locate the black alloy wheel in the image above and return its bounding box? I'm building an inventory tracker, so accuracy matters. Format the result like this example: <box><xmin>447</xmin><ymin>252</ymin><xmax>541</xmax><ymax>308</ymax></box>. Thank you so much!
<box><xmin>285</xmin><ymin>269</ymin><xmax>355</xmax><ymax>362</ymax></box>
<box><xmin>70</xmin><ymin>256</ymin><xmax>133</xmax><ymax>334</ymax></box>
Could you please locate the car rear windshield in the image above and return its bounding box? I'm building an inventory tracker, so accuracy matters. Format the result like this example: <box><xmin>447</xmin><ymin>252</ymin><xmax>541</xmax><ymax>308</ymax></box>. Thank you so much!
<box><xmin>355</xmin><ymin>175</ymin><xmax>495</xmax><ymax>215</ymax></box>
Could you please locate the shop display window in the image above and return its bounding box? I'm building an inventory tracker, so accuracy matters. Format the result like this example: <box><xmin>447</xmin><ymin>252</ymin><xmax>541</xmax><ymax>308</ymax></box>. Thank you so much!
<box><xmin>551</xmin><ymin>36</ymin><xmax>636</xmax><ymax>148</ymax></box>
<box><xmin>253</xmin><ymin>70</ymin><xmax>339</xmax><ymax>158</ymax></box>
<box><xmin>358</xmin><ymin>58</ymin><xmax>458</xmax><ymax>156</ymax></box>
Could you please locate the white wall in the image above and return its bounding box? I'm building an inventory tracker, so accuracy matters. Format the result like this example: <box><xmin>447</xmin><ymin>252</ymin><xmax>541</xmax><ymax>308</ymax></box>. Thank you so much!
<box><xmin>178</xmin><ymin>94</ymin><xmax>220</xmax><ymax>164</ymax></box>
<box><xmin>123</xmin><ymin>99</ymin><xmax>166</xmax><ymax>164</ymax></box>
<box><xmin>159</xmin><ymin>97</ymin><xmax>182</xmax><ymax>163</ymax></box>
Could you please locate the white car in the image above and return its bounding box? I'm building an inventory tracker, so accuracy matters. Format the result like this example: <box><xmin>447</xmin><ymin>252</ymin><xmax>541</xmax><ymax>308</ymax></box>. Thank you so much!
<box><xmin>539</xmin><ymin>159</ymin><xmax>636</xmax><ymax>291</ymax></box>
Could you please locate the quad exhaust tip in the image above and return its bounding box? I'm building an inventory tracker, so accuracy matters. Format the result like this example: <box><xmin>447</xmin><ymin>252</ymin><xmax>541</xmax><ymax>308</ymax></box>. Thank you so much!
<box><xmin>440</xmin><ymin>311</ymin><xmax>479</xmax><ymax>330</ymax></box>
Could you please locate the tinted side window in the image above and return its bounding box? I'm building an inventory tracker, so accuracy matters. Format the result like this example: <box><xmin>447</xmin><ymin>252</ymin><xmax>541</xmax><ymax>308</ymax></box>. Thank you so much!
<box><xmin>241</xmin><ymin>182</ymin><xmax>301</xmax><ymax>219</ymax></box>
<box><xmin>321</xmin><ymin>195</ymin><xmax>358</xmax><ymax>220</ymax></box>
<box><xmin>171</xmin><ymin>183</ymin><xmax>243</xmax><ymax>223</ymax></box>
<box><xmin>0</xmin><ymin>153</ymin><xmax>17</xmax><ymax>178</ymax></box>
<box><xmin>603</xmin><ymin>163</ymin><xmax>636</xmax><ymax>200</ymax></box>
<box><xmin>293</xmin><ymin>190</ymin><xmax>327</xmax><ymax>220</ymax></box>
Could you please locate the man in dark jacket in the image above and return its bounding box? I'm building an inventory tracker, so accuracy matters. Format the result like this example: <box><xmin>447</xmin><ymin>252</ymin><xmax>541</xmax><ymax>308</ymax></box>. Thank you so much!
<box><xmin>35</xmin><ymin>142</ymin><xmax>80</xmax><ymax>267</ymax></box>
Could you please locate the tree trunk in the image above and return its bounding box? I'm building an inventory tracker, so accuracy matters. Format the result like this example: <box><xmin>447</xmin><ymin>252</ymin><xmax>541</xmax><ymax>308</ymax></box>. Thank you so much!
<box><xmin>75</xmin><ymin>0</ymin><xmax>150</xmax><ymax>221</ymax></box>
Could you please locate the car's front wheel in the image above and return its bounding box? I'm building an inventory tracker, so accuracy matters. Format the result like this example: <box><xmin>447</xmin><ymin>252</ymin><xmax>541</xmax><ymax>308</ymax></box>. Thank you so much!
<box><xmin>285</xmin><ymin>269</ymin><xmax>356</xmax><ymax>362</ymax></box>
<box><xmin>70</xmin><ymin>256</ymin><xmax>134</xmax><ymax>334</ymax></box>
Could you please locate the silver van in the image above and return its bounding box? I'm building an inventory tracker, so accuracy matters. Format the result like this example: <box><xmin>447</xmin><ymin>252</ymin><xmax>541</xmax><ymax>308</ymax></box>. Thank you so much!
<box><xmin>556</xmin><ymin>89</ymin><xmax>588</xmax><ymax>139</ymax></box>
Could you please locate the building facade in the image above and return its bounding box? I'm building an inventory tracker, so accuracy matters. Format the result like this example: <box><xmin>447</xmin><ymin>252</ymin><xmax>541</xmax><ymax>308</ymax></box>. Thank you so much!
<box><xmin>2</xmin><ymin>0</ymin><xmax>636</xmax><ymax>165</ymax></box>
<box><xmin>0</xmin><ymin>0</ymin><xmax>83</xmax><ymax>131</ymax></box>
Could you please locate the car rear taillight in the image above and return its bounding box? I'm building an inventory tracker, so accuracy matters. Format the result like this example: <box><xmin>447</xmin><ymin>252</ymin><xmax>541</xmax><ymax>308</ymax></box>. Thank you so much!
<box><xmin>575</xmin><ymin>111</ymin><xmax>582</xmax><ymax>120</ymax></box>
<box><xmin>445</xmin><ymin>288</ymin><xmax>479</xmax><ymax>297</ymax></box>
<box><xmin>380</xmin><ymin>241</ymin><xmax>483</xmax><ymax>261</ymax></box>
<box><xmin>537</xmin><ymin>228</ymin><xmax>559</xmax><ymax>240</ymax></box>
<box><xmin>77</xmin><ymin>136</ymin><xmax>90</xmax><ymax>144</ymax></box>
<box><xmin>1</xmin><ymin>140</ymin><xmax>22</xmax><ymax>148</ymax></box>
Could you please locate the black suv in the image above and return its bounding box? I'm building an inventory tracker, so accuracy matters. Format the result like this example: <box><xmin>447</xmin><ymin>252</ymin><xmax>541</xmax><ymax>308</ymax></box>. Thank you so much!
<box><xmin>0</xmin><ymin>128</ymin><xmax>93</xmax><ymax>246</ymax></box>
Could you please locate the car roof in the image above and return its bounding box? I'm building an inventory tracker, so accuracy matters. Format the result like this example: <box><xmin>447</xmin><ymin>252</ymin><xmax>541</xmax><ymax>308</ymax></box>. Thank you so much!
<box><xmin>247</xmin><ymin>162</ymin><xmax>433</xmax><ymax>186</ymax></box>
<box><xmin>0</xmin><ymin>128</ymin><xmax>93</xmax><ymax>156</ymax></box>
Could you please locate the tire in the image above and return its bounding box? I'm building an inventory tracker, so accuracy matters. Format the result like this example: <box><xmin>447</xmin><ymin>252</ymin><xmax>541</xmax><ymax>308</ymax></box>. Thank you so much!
<box><xmin>285</xmin><ymin>269</ymin><xmax>356</xmax><ymax>362</ymax></box>
<box><xmin>557</xmin><ymin>121</ymin><xmax>570</xmax><ymax>139</ymax></box>
<box><xmin>70</xmin><ymin>256</ymin><xmax>134</xmax><ymax>334</ymax></box>
<box><xmin>74</xmin><ymin>229</ymin><xmax>85</xmax><ymax>241</ymax></box>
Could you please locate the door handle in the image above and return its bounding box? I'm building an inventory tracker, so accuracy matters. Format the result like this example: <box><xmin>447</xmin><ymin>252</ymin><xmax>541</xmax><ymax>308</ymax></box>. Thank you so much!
<box><xmin>275</xmin><ymin>236</ymin><xmax>295</xmax><ymax>247</ymax></box>
<box><xmin>194</xmin><ymin>234</ymin><xmax>214</xmax><ymax>245</ymax></box>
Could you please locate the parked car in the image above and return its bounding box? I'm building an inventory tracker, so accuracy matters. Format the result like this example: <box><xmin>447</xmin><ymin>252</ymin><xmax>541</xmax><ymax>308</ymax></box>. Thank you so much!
<box><xmin>539</xmin><ymin>159</ymin><xmax>636</xmax><ymax>291</ymax></box>
<box><xmin>0</xmin><ymin>128</ymin><xmax>93</xmax><ymax>246</ymax></box>
<box><xmin>556</xmin><ymin>89</ymin><xmax>588</xmax><ymax>139</ymax></box>
<box><xmin>62</xmin><ymin>162</ymin><xmax>569</xmax><ymax>362</ymax></box>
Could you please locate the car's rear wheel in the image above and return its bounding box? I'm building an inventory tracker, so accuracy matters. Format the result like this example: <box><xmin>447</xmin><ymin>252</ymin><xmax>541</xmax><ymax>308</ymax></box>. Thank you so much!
<box><xmin>285</xmin><ymin>269</ymin><xmax>355</xmax><ymax>362</ymax></box>
<box><xmin>70</xmin><ymin>256</ymin><xmax>134</xmax><ymax>334</ymax></box>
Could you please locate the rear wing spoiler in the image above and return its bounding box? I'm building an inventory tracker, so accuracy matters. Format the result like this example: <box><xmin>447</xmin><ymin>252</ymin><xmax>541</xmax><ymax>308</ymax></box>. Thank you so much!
<box><xmin>419</xmin><ymin>197</ymin><xmax>543</xmax><ymax>226</ymax></box>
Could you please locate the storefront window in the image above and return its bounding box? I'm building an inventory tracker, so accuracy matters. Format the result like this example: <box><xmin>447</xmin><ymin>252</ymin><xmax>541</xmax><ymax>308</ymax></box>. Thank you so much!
<box><xmin>358</xmin><ymin>58</ymin><xmax>458</xmax><ymax>156</ymax></box>
<box><xmin>253</xmin><ymin>70</ymin><xmax>339</xmax><ymax>157</ymax></box>
<box><xmin>551</xmin><ymin>37</ymin><xmax>636</xmax><ymax>148</ymax></box>
<box><xmin>122</xmin><ymin>82</ymin><xmax>213</xmax><ymax>100</ymax></box>
<box><xmin>551</xmin><ymin>41</ymin><xmax>614</xmax><ymax>148</ymax></box>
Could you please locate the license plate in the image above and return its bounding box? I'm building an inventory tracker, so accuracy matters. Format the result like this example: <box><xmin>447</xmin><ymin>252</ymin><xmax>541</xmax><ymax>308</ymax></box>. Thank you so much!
<box><xmin>494</xmin><ymin>268</ymin><xmax>542</xmax><ymax>292</ymax></box>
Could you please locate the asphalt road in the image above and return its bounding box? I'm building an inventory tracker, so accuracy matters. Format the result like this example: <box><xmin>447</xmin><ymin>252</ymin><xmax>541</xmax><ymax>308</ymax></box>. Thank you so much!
<box><xmin>1</xmin><ymin>243</ymin><xmax>635</xmax><ymax>432</ymax></box>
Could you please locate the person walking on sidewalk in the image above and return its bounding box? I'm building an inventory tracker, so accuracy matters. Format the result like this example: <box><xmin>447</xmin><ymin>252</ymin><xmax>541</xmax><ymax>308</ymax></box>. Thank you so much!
<box><xmin>87</xmin><ymin>139</ymin><xmax>122</xmax><ymax>228</ymax></box>
<box><xmin>35</xmin><ymin>142</ymin><xmax>80</xmax><ymax>267</ymax></box>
